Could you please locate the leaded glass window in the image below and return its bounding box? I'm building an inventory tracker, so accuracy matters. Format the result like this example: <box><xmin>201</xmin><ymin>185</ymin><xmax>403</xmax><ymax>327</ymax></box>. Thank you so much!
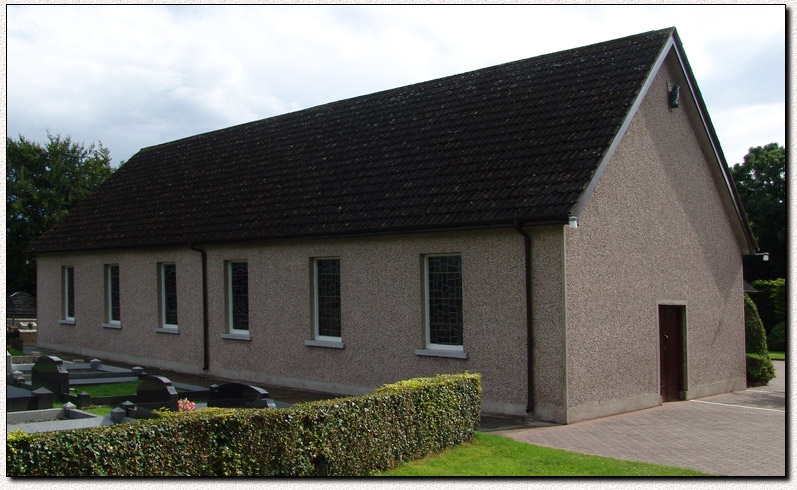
<box><xmin>426</xmin><ymin>255</ymin><xmax>463</xmax><ymax>346</ymax></box>
<box><xmin>161</xmin><ymin>263</ymin><xmax>178</xmax><ymax>327</ymax></box>
<box><xmin>315</xmin><ymin>258</ymin><xmax>341</xmax><ymax>338</ymax></box>
<box><xmin>106</xmin><ymin>264</ymin><xmax>120</xmax><ymax>323</ymax></box>
<box><xmin>228</xmin><ymin>262</ymin><xmax>249</xmax><ymax>332</ymax></box>
<box><xmin>64</xmin><ymin>266</ymin><xmax>75</xmax><ymax>320</ymax></box>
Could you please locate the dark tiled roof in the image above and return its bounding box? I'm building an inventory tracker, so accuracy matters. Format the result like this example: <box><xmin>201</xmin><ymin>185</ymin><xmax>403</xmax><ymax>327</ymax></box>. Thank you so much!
<box><xmin>31</xmin><ymin>28</ymin><xmax>674</xmax><ymax>253</ymax></box>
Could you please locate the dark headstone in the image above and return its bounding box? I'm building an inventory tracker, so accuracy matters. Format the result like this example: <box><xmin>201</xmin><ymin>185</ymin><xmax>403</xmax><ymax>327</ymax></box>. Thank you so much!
<box><xmin>31</xmin><ymin>356</ymin><xmax>70</xmax><ymax>396</ymax></box>
<box><xmin>207</xmin><ymin>382</ymin><xmax>277</xmax><ymax>409</ymax></box>
<box><xmin>110</xmin><ymin>407</ymin><xmax>127</xmax><ymax>423</ymax></box>
<box><xmin>7</xmin><ymin>329</ymin><xmax>24</xmax><ymax>352</ymax></box>
<box><xmin>6</xmin><ymin>385</ymin><xmax>34</xmax><ymax>412</ymax></box>
<box><xmin>6</xmin><ymin>291</ymin><xmax>36</xmax><ymax>319</ymax></box>
<box><xmin>120</xmin><ymin>400</ymin><xmax>136</xmax><ymax>416</ymax></box>
<box><xmin>76</xmin><ymin>391</ymin><xmax>91</xmax><ymax>409</ymax></box>
<box><xmin>135</xmin><ymin>375</ymin><xmax>178</xmax><ymax>411</ymax></box>
<box><xmin>31</xmin><ymin>387</ymin><xmax>54</xmax><ymax>410</ymax></box>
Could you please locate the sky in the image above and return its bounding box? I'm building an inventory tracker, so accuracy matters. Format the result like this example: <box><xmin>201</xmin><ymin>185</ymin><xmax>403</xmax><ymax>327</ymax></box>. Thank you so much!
<box><xmin>5</xmin><ymin>4</ymin><xmax>788</xmax><ymax>169</ymax></box>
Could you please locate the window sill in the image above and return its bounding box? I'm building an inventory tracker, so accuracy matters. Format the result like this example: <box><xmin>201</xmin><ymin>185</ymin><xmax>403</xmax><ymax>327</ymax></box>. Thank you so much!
<box><xmin>415</xmin><ymin>349</ymin><xmax>468</xmax><ymax>359</ymax></box>
<box><xmin>155</xmin><ymin>327</ymin><xmax>179</xmax><ymax>335</ymax></box>
<box><xmin>59</xmin><ymin>319</ymin><xmax>76</xmax><ymax>325</ymax></box>
<box><xmin>304</xmin><ymin>339</ymin><xmax>345</xmax><ymax>349</ymax></box>
<box><xmin>220</xmin><ymin>333</ymin><xmax>251</xmax><ymax>341</ymax></box>
<box><xmin>102</xmin><ymin>323</ymin><xmax>122</xmax><ymax>330</ymax></box>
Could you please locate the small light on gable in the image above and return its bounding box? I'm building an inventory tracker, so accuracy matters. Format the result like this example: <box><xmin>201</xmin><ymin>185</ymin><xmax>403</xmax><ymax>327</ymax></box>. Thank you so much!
<box><xmin>668</xmin><ymin>84</ymin><xmax>680</xmax><ymax>109</ymax></box>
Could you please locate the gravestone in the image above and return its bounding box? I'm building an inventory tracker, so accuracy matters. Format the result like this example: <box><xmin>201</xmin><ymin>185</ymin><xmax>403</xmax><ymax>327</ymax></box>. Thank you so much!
<box><xmin>207</xmin><ymin>382</ymin><xmax>277</xmax><ymax>409</ymax></box>
<box><xmin>135</xmin><ymin>375</ymin><xmax>178</xmax><ymax>411</ymax></box>
<box><xmin>110</xmin><ymin>407</ymin><xmax>127</xmax><ymax>424</ymax></box>
<box><xmin>30</xmin><ymin>387</ymin><xmax>54</xmax><ymax>410</ymax></box>
<box><xmin>31</xmin><ymin>356</ymin><xmax>70</xmax><ymax>396</ymax></box>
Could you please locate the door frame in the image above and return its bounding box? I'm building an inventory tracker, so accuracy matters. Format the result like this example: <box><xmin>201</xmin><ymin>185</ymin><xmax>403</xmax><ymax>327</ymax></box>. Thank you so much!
<box><xmin>657</xmin><ymin>302</ymin><xmax>688</xmax><ymax>402</ymax></box>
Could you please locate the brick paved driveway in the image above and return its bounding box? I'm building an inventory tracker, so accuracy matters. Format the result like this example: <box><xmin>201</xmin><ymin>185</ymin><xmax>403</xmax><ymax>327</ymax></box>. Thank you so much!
<box><xmin>496</xmin><ymin>361</ymin><xmax>786</xmax><ymax>476</ymax></box>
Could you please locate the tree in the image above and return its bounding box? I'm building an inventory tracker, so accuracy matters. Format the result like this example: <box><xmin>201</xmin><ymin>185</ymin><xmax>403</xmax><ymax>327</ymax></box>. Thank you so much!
<box><xmin>6</xmin><ymin>134</ymin><xmax>115</xmax><ymax>295</ymax></box>
<box><xmin>730</xmin><ymin>143</ymin><xmax>786</xmax><ymax>281</ymax></box>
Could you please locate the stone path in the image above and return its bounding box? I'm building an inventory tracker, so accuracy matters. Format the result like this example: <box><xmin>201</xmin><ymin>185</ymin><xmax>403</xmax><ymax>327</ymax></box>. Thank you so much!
<box><xmin>495</xmin><ymin>361</ymin><xmax>787</xmax><ymax>476</ymax></box>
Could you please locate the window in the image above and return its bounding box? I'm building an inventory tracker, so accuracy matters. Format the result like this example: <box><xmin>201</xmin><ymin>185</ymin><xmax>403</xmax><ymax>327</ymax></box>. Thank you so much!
<box><xmin>314</xmin><ymin>258</ymin><xmax>341</xmax><ymax>340</ymax></box>
<box><xmin>226</xmin><ymin>261</ymin><xmax>249</xmax><ymax>334</ymax></box>
<box><xmin>62</xmin><ymin>266</ymin><xmax>75</xmax><ymax>322</ymax></box>
<box><xmin>158</xmin><ymin>263</ymin><xmax>178</xmax><ymax>329</ymax></box>
<box><xmin>104</xmin><ymin>264</ymin><xmax>121</xmax><ymax>326</ymax></box>
<box><xmin>424</xmin><ymin>254</ymin><xmax>463</xmax><ymax>350</ymax></box>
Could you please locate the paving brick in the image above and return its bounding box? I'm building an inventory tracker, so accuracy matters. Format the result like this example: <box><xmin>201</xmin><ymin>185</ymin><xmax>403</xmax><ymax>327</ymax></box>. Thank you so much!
<box><xmin>497</xmin><ymin>389</ymin><xmax>786</xmax><ymax>476</ymax></box>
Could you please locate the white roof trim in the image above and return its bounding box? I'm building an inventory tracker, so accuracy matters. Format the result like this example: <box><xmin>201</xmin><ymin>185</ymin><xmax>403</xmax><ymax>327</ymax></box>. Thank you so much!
<box><xmin>569</xmin><ymin>36</ymin><xmax>675</xmax><ymax>219</ymax></box>
<box><xmin>568</xmin><ymin>31</ymin><xmax>757</xmax><ymax>254</ymax></box>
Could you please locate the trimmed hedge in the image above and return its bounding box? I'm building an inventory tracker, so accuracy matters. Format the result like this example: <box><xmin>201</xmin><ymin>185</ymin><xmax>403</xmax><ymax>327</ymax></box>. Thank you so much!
<box><xmin>744</xmin><ymin>293</ymin><xmax>769</xmax><ymax>355</ymax></box>
<box><xmin>746</xmin><ymin>353</ymin><xmax>775</xmax><ymax>385</ymax></box>
<box><xmin>743</xmin><ymin>294</ymin><xmax>774</xmax><ymax>385</ymax></box>
<box><xmin>7</xmin><ymin>372</ymin><xmax>481</xmax><ymax>476</ymax></box>
<box><xmin>751</xmin><ymin>278</ymin><xmax>786</xmax><ymax>335</ymax></box>
<box><xmin>767</xmin><ymin>321</ymin><xmax>786</xmax><ymax>352</ymax></box>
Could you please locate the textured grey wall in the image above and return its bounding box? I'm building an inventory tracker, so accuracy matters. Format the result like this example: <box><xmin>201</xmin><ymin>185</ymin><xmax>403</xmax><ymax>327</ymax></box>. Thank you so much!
<box><xmin>563</xmin><ymin>53</ymin><xmax>746</xmax><ymax>421</ymax></box>
<box><xmin>37</xmin><ymin>228</ymin><xmax>567</xmax><ymax>416</ymax></box>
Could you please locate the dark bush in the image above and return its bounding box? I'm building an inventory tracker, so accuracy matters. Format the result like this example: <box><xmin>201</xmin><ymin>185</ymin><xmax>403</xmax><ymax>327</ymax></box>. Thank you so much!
<box><xmin>746</xmin><ymin>353</ymin><xmax>775</xmax><ymax>384</ymax></box>
<box><xmin>744</xmin><ymin>293</ymin><xmax>769</xmax><ymax>355</ymax></box>
<box><xmin>751</xmin><ymin>278</ymin><xmax>785</xmax><ymax>334</ymax></box>
<box><xmin>743</xmin><ymin>293</ymin><xmax>774</xmax><ymax>385</ymax></box>
<box><xmin>767</xmin><ymin>321</ymin><xmax>786</xmax><ymax>352</ymax></box>
<box><xmin>7</xmin><ymin>372</ymin><xmax>481</xmax><ymax>476</ymax></box>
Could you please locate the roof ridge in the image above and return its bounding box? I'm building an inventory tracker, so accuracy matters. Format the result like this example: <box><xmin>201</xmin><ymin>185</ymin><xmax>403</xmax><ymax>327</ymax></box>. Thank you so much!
<box><xmin>31</xmin><ymin>27</ymin><xmax>677</xmax><ymax>253</ymax></box>
<box><xmin>138</xmin><ymin>27</ymin><xmax>676</xmax><ymax>155</ymax></box>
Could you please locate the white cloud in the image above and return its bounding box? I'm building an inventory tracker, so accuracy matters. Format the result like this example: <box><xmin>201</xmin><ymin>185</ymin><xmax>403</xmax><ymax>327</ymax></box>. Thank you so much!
<box><xmin>5</xmin><ymin>4</ymin><xmax>787</xmax><ymax>166</ymax></box>
<box><xmin>711</xmin><ymin>102</ymin><xmax>787</xmax><ymax>166</ymax></box>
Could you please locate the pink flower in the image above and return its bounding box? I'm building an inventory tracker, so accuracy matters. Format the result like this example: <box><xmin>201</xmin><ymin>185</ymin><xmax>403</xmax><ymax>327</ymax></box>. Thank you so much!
<box><xmin>178</xmin><ymin>398</ymin><xmax>196</xmax><ymax>411</ymax></box>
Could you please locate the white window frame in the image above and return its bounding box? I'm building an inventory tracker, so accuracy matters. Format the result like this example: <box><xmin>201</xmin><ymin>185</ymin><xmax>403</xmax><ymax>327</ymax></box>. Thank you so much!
<box><xmin>104</xmin><ymin>264</ymin><xmax>121</xmax><ymax>327</ymax></box>
<box><xmin>62</xmin><ymin>266</ymin><xmax>75</xmax><ymax>323</ymax></box>
<box><xmin>225</xmin><ymin>260</ymin><xmax>250</xmax><ymax>336</ymax></box>
<box><xmin>313</xmin><ymin>257</ymin><xmax>342</xmax><ymax>342</ymax></box>
<box><xmin>158</xmin><ymin>263</ymin><xmax>179</xmax><ymax>330</ymax></box>
<box><xmin>423</xmin><ymin>254</ymin><xmax>464</xmax><ymax>352</ymax></box>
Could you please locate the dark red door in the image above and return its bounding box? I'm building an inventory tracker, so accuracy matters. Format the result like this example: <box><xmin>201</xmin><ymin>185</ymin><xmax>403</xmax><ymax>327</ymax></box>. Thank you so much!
<box><xmin>659</xmin><ymin>305</ymin><xmax>684</xmax><ymax>402</ymax></box>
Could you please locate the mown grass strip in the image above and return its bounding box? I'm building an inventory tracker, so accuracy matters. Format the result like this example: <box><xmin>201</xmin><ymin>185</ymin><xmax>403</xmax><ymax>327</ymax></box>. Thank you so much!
<box><xmin>769</xmin><ymin>351</ymin><xmax>785</xmax><ymax>361</ymax></box>
<box><xmin>7</xmin><ymin>346</ymin><xmax>26</xmax><ymax>356</ymax></box>
<box><xmin>377</xmin><ymin>432</ymin><xmax>710</xmax><ymax>476</ymax></box>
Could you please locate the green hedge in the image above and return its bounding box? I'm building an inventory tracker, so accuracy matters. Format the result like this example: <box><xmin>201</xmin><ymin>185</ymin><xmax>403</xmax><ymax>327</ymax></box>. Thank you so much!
<box><xmin>767</xmin><ymin>321</ymin><xmax>786</xmax><ymax>352</ymax></box>
<box><xmin>751</xmin><ymin>278</ymin><xmax>785</xmax><ymax>334</ymax></box>
<box><xmin>743</xmin><ymin>293</ymin><xmax>774</xmax><ymax>385</ymax></box>
<box><xmin>7</xmin><ymin>372</ymin><xmax>481</xmax><ymax>476</ymax></box>
<box><xmin>746</xmin><ymin>353</ymin><xmax>775</xmax><ymax>384</ymax></box>
<box><xmin>744</xmin><ymin>293</ymin><xmax>769</xmax><ymax>356</ymax></box>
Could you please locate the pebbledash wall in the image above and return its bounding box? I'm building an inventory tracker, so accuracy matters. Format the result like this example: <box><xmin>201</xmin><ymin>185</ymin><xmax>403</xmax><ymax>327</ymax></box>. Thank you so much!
<box><xmin>561</xmin><ymin>53</ymin><xmax>746</xmax><ymax>423</ymax></box>
<box><xmin>36</xmin><ymin>227</ymin><xmax>567</xmax><ymax>418</ymax></box>
<box><xmin>35</xmin><ymin>52</ymin><xmax>748</xmax><ymax>425</ymax></box>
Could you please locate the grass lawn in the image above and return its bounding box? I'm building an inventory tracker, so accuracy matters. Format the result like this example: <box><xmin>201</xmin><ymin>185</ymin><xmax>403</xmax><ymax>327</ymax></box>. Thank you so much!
<box><xmin>55</xmin><ymin>380</ymin><xmax>194</xmax><ymax>416</ymax></box>
<box><xmin>54</xmin><ymin>380</ymin><xmax>144</xmax><ymax>416</ymax></box>
<box><xmin>53</xmin><ymin>402</ymin><xmax>114</xmax><ymax>417</ymax></box>
<box><xmin>769</xmin><ymin>351</ymin><xmax>785</xmax><ymax>361</ymax></box>
<box><xmin>377</xmin><ymin>432</ymin><xmax>710</xmax><ymax>476</ymax></box>
<box><xmin>7</xmin><ymin>346</ymin><xmax>25</xmax><ymax>356</ymax></box>
<box><xmin>73</xmin><ymin>380</ymin><xmax>142</xmax><ymax>397</ymax></box>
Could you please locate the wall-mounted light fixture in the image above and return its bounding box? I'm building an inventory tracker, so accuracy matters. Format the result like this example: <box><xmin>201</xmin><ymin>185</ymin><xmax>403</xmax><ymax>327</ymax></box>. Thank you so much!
<box><xmin>668</xmin><ymin>84</ymin><xmax>680</xmax><ymax>109</ymax></box>
<box><xmin>755</xmin><ymin>252</ymin><xmax>770</xmax><ymax>262</ymax></box>
<box><xmin>568</xmin><ymin>216</ymin><xmax>578</xmax><ymax>229</ymax></box>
